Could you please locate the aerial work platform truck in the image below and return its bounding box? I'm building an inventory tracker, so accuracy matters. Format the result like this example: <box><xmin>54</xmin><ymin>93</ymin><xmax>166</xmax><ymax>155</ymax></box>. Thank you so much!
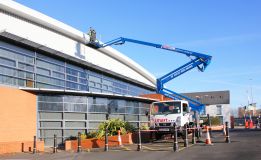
<box><xmin>87</xmin><ymin>29</ymin><xmax>212</xmax><ymax>136</ymax></box>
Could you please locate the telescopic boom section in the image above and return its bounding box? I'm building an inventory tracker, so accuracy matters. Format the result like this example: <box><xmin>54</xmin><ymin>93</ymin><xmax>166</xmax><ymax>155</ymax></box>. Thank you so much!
<box><xmin>92</xmin><ymin>36</ymin><xmax>212</xmax><ymax>113</ymax></box>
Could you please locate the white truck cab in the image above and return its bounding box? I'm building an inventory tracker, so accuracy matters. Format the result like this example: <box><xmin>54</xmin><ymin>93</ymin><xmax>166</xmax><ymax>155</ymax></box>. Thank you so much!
<box><xmin>150</xmin><ymin>100</ymin><xmax>193</xmax><ymax>137</ymax></box>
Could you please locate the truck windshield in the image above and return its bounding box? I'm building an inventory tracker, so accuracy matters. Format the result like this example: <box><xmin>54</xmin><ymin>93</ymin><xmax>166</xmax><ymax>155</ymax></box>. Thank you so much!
<box><xmin>151</xmin><ymin>102</ymin><xmax>181</xmax><ymax>115</ymax></box>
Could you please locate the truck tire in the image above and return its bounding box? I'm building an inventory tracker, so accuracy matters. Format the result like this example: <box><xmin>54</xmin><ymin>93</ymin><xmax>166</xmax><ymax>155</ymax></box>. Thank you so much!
<box><xmin>188</xmin><ymin>122</ymin><xmax>194</xmax><ymax>134</ymax></box>
<box><xmin>155</xmin><ymin>133</ymin><xmax>163</xmax><ymax>140</ymax></box>
<box><xmin>178</xmin><ymin>132</ymin><xmax>184</xmax><ymax>138</ymax></box>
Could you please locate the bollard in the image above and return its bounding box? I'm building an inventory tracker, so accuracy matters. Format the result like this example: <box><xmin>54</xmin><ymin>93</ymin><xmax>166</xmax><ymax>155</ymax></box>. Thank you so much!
<box><xmin>184</xmin><ymin>124</ymin><xmax>188</xmax><ymax>147</ymax></box>
<box><xmin>196</xmin><ymin>127</ymin><xmax>200</xmax><ymax>142</ymax></box>
<box><xmin>225</xmin><ymin>122</ymin><xmax>231</xmax><ymax>143</ymax></box>
<box><xmin>77</xmin><ymin>132</ymin><xmax>82</xmax><ymax>152</ymax></box>
<box><xmin>257</xmin><ymin>114</ymin><xmax>261</xmax><ymax>128</ymax></box>
<box><xmin>192</xmin><ymin>127</ymin><xmax>196</xmax><ymax>144</ymax></box>
<box><xmin>22</xmin><ymin>143</ymin><xmax>24</xmax><ymax>152</ymax></box>
<box><xmin>207</xmin><ymin>114</ymin><xmax>210</xmax><ymax>126</ymax></box>
<box><xmin>104</xmin><ymin>127</ymin><xmax>109</xmax><ymax>151</ymax></box>
<box><xmin>53</xmin><ymin>134</ymin><xmax>57</xmax><ymax>153</ymax></box>
<box><xmin>199</xmin><ymin>125</ymin><xmax>202</xmax><ymax>138</ymax></box>
<box><xmin>105</xmin><ymin>112</ymin><xmax>109</xmax><ymax>151</ymax></box>
<box><xmin>137</xmin><ymin>127</ymin><xmax>142</xmax><ymax>151</ymax></box>
<box><xmin>173</xmin><ymin>123</ymin><xmax>179</xmax><ymax>152</ymax></box>
<box><xmin>257</xmin><ymin>118</ymin><xmax>260</xmax><ymax>128</ymax></box>
<box><xmin>33</xmin><ymin>136</ymin><xmax>36</xmax><ymax>154</ymax></box>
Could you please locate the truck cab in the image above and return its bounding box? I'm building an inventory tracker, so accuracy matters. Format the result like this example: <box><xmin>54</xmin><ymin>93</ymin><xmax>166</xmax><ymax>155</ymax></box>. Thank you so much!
<box><xmin>150</xmin><ymin>100</ymin><xmax>193</xmax><ymax>137</ymax></box>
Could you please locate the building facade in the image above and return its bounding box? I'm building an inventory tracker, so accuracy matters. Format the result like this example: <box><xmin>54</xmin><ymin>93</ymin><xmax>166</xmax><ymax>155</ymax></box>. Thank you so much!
<box><xmin>183</xmin><ymin>90</ymin><xmax>231</xmax><ymax>125</ymax></box>
<box><xmin>238</xmin><ymin>103</ymin><xmax>258</xmax><ymax>118</ymax></box>
<box><xmin>0</xmin><ymin>0</ymin><xmax>157</xmax><ymax>147</ymax></box>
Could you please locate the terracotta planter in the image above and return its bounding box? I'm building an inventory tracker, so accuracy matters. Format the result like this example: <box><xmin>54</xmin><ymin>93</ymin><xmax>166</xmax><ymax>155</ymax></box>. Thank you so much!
<box><xmin>65</xmin><ymin>133</ymin><xmax>133</xmax><ymax>151</ymax></box>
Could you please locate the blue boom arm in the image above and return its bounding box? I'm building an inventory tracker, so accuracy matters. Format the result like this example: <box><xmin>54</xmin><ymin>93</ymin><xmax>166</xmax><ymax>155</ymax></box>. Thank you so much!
<box><xmin>94</xmin><ymin>37</ymin><xmax>212</xmax><ymax>114</ymax></box>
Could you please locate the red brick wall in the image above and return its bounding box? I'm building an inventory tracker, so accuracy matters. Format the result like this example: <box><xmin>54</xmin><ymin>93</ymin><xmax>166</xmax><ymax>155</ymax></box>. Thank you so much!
<box><xmin>0</xmin><ymin>141</ymin><xmax>44</xmax><ymax>154</ymax></box>
<box><xmin>140</xmin><ymin>94</ymin><xmax>172</xmax><ymax>101</ymax></box>
<box><xmin>0</xmin><ymin>86</ymin><xmax>42</xmax><ymax>154</ymax></box>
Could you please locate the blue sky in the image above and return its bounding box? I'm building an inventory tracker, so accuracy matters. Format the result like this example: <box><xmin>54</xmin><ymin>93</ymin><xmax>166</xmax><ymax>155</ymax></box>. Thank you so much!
<box><xmin>16</xmin><ymin>0</ymin><xmax>261</xmax><ymax>110</ymax></box>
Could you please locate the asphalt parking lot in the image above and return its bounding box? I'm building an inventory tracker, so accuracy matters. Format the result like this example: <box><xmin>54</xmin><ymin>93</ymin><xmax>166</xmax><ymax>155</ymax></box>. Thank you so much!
<box><xmin>0</xmin><ymin>129</ymin><xmax>261</xmax><ymax>160</ymax></box>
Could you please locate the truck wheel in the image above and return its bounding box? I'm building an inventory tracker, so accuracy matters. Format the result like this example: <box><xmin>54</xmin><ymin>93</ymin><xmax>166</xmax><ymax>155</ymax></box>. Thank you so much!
<box><xmin>178</xmin><ymin>132</ymin><xmax>184</xmax><ymax>138</ymax></box>
<box><xmin>155</xmin><ymin>133</ymin><xmax>163</xmax><ymax>140</ymax></box>
<box><xmin>189</xmin><ymin>122</ymin><xmax>194</xmax><ymax>126</ymax></box>
<box><xmin>188</xmin><ymin>122</ymin><xmax>194</xmax><ymax>134</ymax></box>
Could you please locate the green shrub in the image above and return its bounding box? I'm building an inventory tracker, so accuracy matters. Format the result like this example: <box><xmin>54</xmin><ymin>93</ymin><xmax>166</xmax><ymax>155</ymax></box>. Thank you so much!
<box><xmin>140</xmin><ymin>123</ymin><xmax>149</xmax><ymax>130</ymax></box>
<box><xmin>80</xmin><ymin>133</ymin><xmax>87</xmax><ymax>140</ymax></box>
<box><xmin>211</xmin><ymin>116</ymin><xmax>221</xmax><ymax>125</ymax></box>
<box><xmin>96</xmin><ymin>118</ymin><xmax>127</xmax><ymax>138</ymax></box>
<box><xmin>201</xmin><ymin>116</ymin><xmax>221</xmax><ymax>126</ymax></box>
<box><xmin>125</xmin><ymin>122</ymin><xmax>136</xmax><ymax>133</ymax></box>
<box><xmin>86</xmin><ymin>131</ymin><xmax>97</xmax><ymax>139</ymax></box>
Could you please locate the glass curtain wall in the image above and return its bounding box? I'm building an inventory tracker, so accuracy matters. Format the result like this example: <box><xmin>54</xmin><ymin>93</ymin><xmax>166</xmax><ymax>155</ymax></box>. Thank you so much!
<box><xmin>0</xmin><ymin>41</ymin><xmax>153</xmax><ymax>96</ymax></box>
<box><xmin>38</xmin><ymin>94</ymin><xmax>150</xmax><ymax>146</ymax></box>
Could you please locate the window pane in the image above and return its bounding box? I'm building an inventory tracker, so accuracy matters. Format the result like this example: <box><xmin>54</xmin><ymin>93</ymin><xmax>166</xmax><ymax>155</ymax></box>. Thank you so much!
<box><xmin>88</xmin><ymin>104</ymin><xmax>107</xmax><ymax>113</ymax></box>
<box><xmin>113</xmin><ymin>88</ymin><xmax>121</xmax><ymax>94</ymax></box>
<box><xmin>89</xmin><ymin>81</ymin><xmax>95</xmax><ymax>87</ymax></box>
<box><xmin>37</xmin><ymin>53</ymin><xmax>64</xmax><ymax>66</ymax></box>
<box><xmin>37</xmin><ymin>59</ymin><xmax>64</xmax><ymax>72</ymax></box>
<box><xmin>53</xmin><ymin>71</ymin><xmax>65</xmax><ymax>79</ymax></box>
<box><xmin>0</xmin><ymin>57</ymin><xmax>15</xmax><ymax>67</ymax></box>
<box><xmin>38</xmin><ymin>102</ymin><xmax>63</xmax><ymax>111</ymax></box>
<box><xmin>89</xmin><ymin>75</ymin><xmax>101</xmax><ymax>83</ymax></box>
<box><xmin>18</xmin><ymin>79</ymin><xmax>25</xmax><ymax>86</ymax></box>
<box><xmin>0</xmin><ymin>75</ymin><xmax>17</xmax><ymax>85</ymax></box>
<box><xmin>37</xmin><ymin>75</ymin><xmax>50</xmax><ymax>84</ymax></box>
<box><xmin>67</xmin><ymin>75</ymin><xmax>77</xmax><ymax>82</ymax></box>
<box><xmin>26</xmin><ymin>72</ymin><xmax>34</xmax><ymax>80</ymax></box>
<box><xmin>79</xmin><ymin>78</ymin><xmax>87</xmax><ymax>84</ymax></box>
<box><xmin>64</xmin><ymin>103</ymin><xmax>87</xmax><ymax>112</ymax></box>
<box><xmin>96</xmin><ymin>83</ymin><xmax>102</xmax><ymax>88</ymax></box>
<box><xmin>36</xmin><ymin>75</ymin><xmax>64</xmax><ymax>86</ymax></box>
<box><xmin>66</xmin><ymin>81</ymin><xmax>78</xmax><ymax>90</ymax></box>
<box><xmin>38</xmin><ymin>95</ymin><xmax>63</xmax><ymax>102</ymax></box>
<box><xmin>26</xmin><ymin>79</ymin><xmax>34</xmax><ymax>87</ymax></box>
<box><xmin>25</xmin><ymin>56</ymin><xmax>34</xmax><ymax>64</ymax></box>
<box><xmin>0</xmin><ymin>65</ymin><xmax>17</xmax><ymax>76</ymax></box>
<box><xmin>217</xmin><ymin>105</ymin><xmax>222</xmax><ymax>115</ymax></box>
<box><xmin>79</xmin><ymin>71</ymin><xmax>87</xmax><ymax>78</ymax></box>
<box><xmin>0</xmin><ymin>48</ymin><xmax>16</xmax><ymax>59</ymax></box>
<box><xmin>36</xmin><ymin>82</ymin><xmax>61</xmax><ymax>89</ymax></box>
<box><xmin>96</xmin><ymin>98</ymin><xmax>107</xmax><ymax>104</ymax></box>
<box><xmin>126</xmin><ymin>107</ymin><xmax>134</xmax><ymax>114</ymax></box>
<box><xmin>102</xmin><ymin>79</ymin><xmax>113</xmax><ymax>86</ymax></box>
<box><xmin>79</xmin><ymin>85</ymin><xmax>88</xmax><ymax>91</ymax></box>
<box><xmin>37</xmin><ymin>67</ymin><xmax>50</xmax><ymax>76</ymax></box>
<box><xmin>64</xmin><ymin>96</ymin><xmax>87</xmax><ymax>103</ymax></box>
<box><xmin>89</xmin><ymin>87</ymin><xmax>101</xmax><ymax>93</ymax></box>
<box><xmin>66</xmin><ymin>68</ymin><xmax>78</xmax><ymax>76</ymax></box>
<box><xmin>102</xmin><ymin>85</ymin><xmax>108</xmax><ymax>90</ymax></box>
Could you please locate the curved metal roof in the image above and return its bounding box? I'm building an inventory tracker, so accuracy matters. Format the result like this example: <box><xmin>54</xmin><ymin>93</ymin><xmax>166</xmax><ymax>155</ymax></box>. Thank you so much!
<box><xmin>0</xmin><ymin>0</ymin><xmax>156</xmax><ymax>88</ymax></box>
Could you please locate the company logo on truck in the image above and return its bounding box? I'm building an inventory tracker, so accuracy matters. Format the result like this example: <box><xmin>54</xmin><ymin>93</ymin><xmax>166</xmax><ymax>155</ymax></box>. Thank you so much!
<box><xmin>155</xmin><ymin>118</ymin><xmax>169</xmax><ymax>123</ymax></box>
